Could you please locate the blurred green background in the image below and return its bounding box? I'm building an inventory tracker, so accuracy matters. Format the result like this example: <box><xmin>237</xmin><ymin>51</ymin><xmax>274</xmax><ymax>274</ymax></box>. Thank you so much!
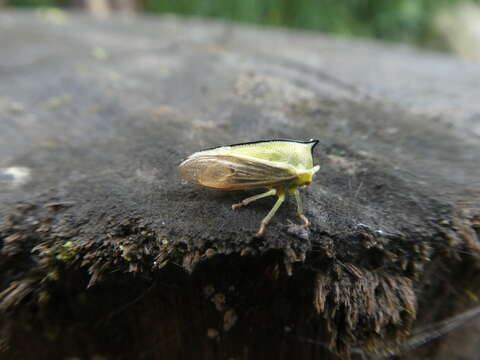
<box><xmin>8</xmin><ymin>0</ymin><xmax>480</xmax><ymax>48</ymax></box>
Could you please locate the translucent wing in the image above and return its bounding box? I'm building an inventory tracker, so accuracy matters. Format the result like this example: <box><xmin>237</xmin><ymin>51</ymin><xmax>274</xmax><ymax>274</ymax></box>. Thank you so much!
<box><xmin>178</xmin><ymin>154</ymin><xmax>297</xmax><ymax>190</ymax></box>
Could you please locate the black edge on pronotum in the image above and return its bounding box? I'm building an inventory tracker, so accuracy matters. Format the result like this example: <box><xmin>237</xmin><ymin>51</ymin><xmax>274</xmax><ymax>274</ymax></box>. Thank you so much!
<box><xmin>202</xmin><ymin>139</ymin><xmax>320</xmax><ymax>156</ymax></box>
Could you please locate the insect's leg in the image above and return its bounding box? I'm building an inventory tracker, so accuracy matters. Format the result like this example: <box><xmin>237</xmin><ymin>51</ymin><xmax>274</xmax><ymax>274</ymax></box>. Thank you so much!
<box><xmin>256</xmin><ymin>191</ymin><xmax>286</xmax><ymax>237</ymax></box>
<box><xmin>290</xmin><ymin>187</ymin><xmax>310</xmax><ymax>228</ymax></box>
<box><xmin>232</xmin><ymin>188</ymin><xmax>277</xmax><ymax>210</ymax></box>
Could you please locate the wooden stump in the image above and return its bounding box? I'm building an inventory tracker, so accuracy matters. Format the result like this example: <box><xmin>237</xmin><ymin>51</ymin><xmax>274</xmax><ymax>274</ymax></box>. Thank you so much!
<box><xmin>0</xmin><ymin>10</ymin><xmax>479</xmax><ymax>360</ymax></box>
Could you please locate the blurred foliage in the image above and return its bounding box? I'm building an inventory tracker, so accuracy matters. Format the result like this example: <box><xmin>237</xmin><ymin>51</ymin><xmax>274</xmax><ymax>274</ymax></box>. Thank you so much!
<box><xmin>8</xmin><ymin>0</ymin><xmax>480</xmax><ymax>45</ymax></box>
<box><xmin>11</xmin><ymin>0</ymin><xmax>58</xmax><ymax>6</ymax></box>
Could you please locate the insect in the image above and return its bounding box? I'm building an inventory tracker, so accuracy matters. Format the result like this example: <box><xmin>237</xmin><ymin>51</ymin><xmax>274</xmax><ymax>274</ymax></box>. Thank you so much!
<box><xmin>177</xmin><ymin>139</ymin><xmax>320</xmax><ymax>237</ymax></box>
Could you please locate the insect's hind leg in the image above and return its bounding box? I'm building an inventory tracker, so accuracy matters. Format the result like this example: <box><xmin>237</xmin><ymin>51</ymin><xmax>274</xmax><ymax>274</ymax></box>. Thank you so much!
<box><xmin>290</xmin><ymin>187</ymin><xmax>310</xmax><ymax>228</ymax></box>
<box><xmin>256</xmin><ymin>191</ymin><xmax>285</xmax><ymax>237</ymax></box>
<box><xmin>232</xmin><ymin>188</ymin><xmax>277</xmax><ymax>210</ymax></box>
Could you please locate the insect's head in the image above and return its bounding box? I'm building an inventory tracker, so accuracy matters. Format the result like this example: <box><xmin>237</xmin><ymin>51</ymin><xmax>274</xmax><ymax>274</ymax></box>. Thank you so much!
<box><xmin>296</xmin><ymin>165</ymin><xmax>320</xmax><ymax>187</ymax></box>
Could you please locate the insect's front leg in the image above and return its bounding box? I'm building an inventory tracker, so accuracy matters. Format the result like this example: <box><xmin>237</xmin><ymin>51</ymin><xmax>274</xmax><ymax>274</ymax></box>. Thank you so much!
<box><xmin>232</xmin><ymin>188</ymin><xmax>276</xmax><ymax>210</ymax></box>
<box><xmin>290</xmin><ymin>187</ymin><xmax>310</xmax><ymax>228</ymax></box>
<box><xmin>256</xmin><ymin>189</ymin><xmax>286</xmax><ymax>237</ymax></box>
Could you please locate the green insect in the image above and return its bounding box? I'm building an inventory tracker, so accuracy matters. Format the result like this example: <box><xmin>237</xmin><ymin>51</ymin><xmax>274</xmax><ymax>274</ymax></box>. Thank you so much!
<box><xmin>178</xmin><ymin>139</ymin><xmax>320</xmax><ymax>237</ymax></box>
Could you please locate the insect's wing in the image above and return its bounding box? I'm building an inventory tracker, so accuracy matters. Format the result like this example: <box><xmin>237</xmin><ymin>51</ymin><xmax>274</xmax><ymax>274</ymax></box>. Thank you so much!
<box><xmin>178</xmin><ymin>154</ymin><xmax>297</xmax><ymax>190</ymax></box>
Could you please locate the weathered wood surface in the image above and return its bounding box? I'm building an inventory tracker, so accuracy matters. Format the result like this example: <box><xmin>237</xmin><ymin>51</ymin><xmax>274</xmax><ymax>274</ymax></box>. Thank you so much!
<box><xmin>0</xmin><ymin>10</ymin><xmax>479</xmax><ymax>360</ymax></box>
